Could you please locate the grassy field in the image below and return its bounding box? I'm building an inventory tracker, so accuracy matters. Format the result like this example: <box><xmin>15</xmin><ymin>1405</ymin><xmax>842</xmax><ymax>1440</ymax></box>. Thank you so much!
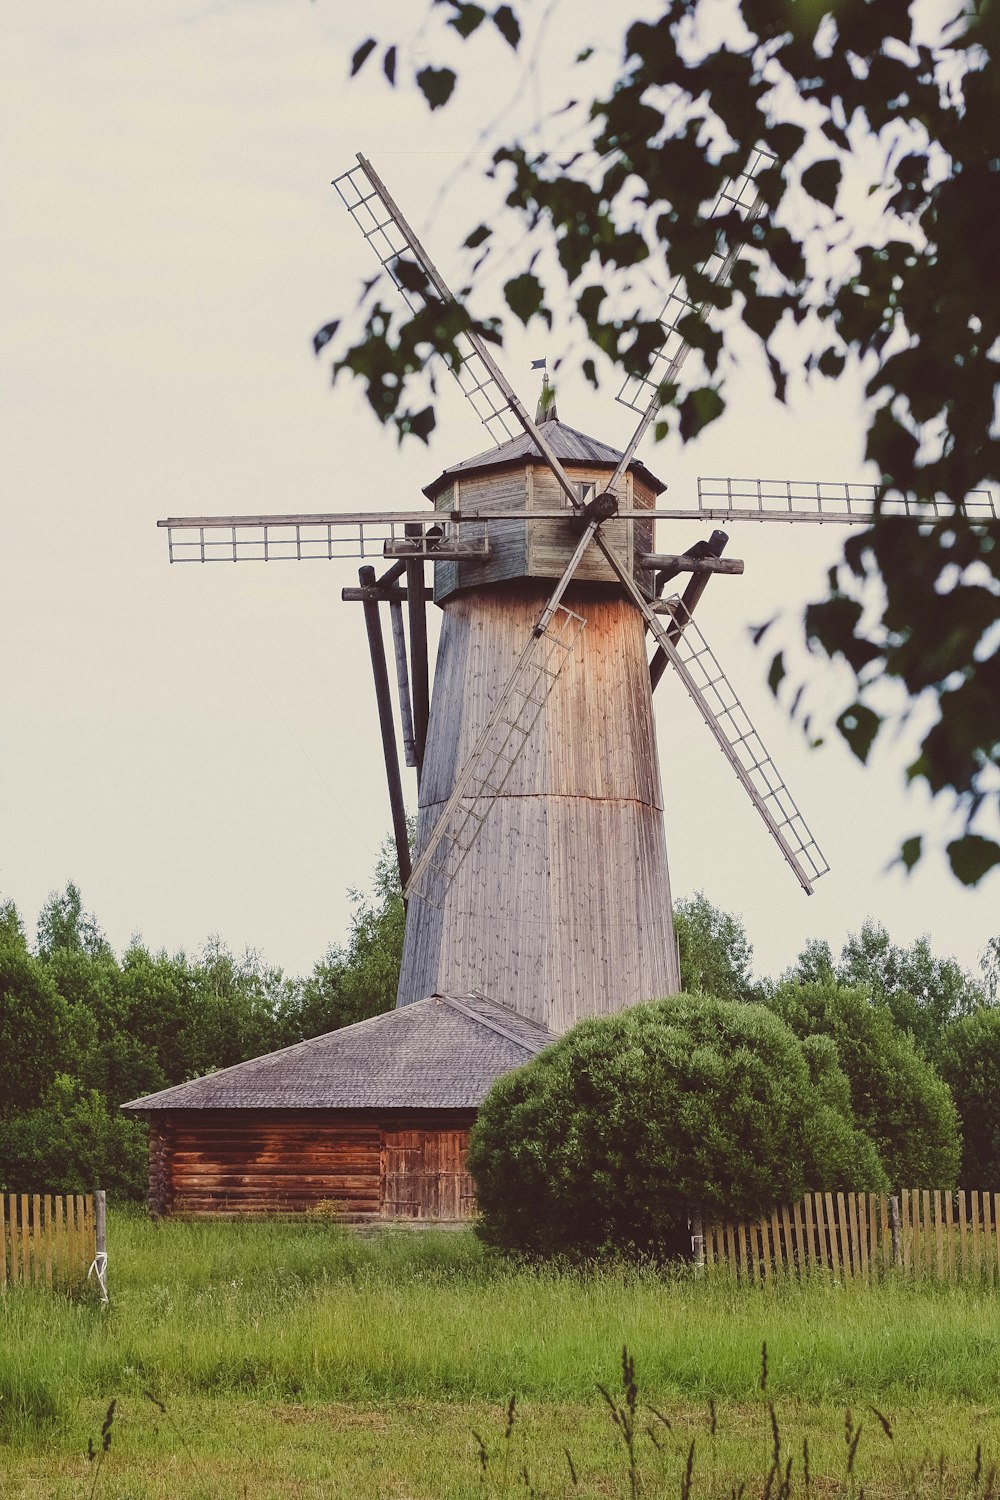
<box><xmin>2</xmin><ymin>1212</ymin><xmax>999</xmax><ymax>1497</ymax></box>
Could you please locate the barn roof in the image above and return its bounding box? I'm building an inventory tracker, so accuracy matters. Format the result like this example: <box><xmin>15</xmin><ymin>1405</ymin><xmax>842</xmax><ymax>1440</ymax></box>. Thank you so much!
<box><xmin>120</xmin><ymin>993</ymin><xmax>554</xmax><ymax>1113</ymax></box>
<box><xmin>422</xmin><ymin>416</ymin><xmax>666</xmax><ymax>501</ymax></box>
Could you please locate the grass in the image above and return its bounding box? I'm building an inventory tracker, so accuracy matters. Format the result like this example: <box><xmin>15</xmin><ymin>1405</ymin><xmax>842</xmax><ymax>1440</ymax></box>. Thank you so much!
<box><xmin>2</xmin><ymin>1211</ymin><xmax>1000</xmax><ymax>1496</ymax></box>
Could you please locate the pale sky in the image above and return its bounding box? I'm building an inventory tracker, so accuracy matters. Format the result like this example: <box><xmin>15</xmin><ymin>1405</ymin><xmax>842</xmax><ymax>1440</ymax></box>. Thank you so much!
<box><xmin>2</xmin><ymin>0</ymin><xmax>995</xmax><ymax>985</ymax></box>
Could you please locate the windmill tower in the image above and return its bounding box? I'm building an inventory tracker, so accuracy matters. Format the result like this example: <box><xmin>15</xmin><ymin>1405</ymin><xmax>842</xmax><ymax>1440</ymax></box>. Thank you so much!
<box><xmin>159</xmin><ymin>153</ymin><xmax>997</xmax><ymax>1036</ymax></box>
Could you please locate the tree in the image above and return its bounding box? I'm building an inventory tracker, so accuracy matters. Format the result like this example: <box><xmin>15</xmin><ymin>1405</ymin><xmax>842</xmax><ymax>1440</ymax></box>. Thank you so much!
<box><xmin>768</xmin><ymin>979</ymin><xmax>961</xmax><ymax>1186</ymax></box>
<box><xmin>673</xmin><ymin>892</ymin><xmax>758</xmax><ymax>1002</ymax></box>
<box><xmin>835</xmin><ymin>919</ymin><xmax>983</xmax><ymax>1053</ymax></box>
<box><xmin>0</xmin><ymin>934</ymin><xmax>75</xmax><ymax>1112</ymax></box>
<box><xmin>468</xmin><ymin>993</ymin><xmax>886</xmax><ymax>1259</ymax></box>
<box><xmin>330</xmin><ymin>1</ymin><xmax>1000</xmax><ymax>885</ymax></box>
<box><xmin>937</xmin><ymin>1009</ymin><xmax>1000</xmax><ymax>1188</ymax></box>
<box><xmin>36</xmin><ymin>882</ymin><xmax>109</xmax><ymax>959</ymax></box>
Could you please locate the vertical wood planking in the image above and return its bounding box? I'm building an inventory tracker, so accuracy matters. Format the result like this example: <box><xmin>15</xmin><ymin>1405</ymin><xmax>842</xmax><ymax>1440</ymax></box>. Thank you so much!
<box><xmin>823</xmin><ymin>1193</ymin><xmax>839</xmax><ymax>1275</ymax></box>
<box><xmin>984</xmin><ymin>1193</ymin><xmax>994</xmax><ymax>1284</ymax></box>
<box><xmin>804</xmin><ymin>1193</ymin><xmax>819</xmax><ymax>1266</ymax></box>
<box><xmin>781</xmin><ymin>1205</ymin><xmax>793</xmax><ymax>1272</ymax></box>
<box><xmin>945</xmin><ymin>1192</ymin><xmax>955</xmax><ymax>1279</ymax></box>
<box><xmin>972</xmin><ymin>1190</ymin><xmax>981</xmax><ymax>1275</ymax></box>
<box><xmin>736</xmin><ymin>1221</ymin><xmax>749</xmax><ymax>1281</ymax></box>
<box><xmin>899</xmin><ymin>1190</ymin><xmax>910</xmax><ymax>1272</ymax></box>
<box><xmin>0</xmin><ymin>1196</ymin><xmax>6</xmax><ymax>1286</ymax></box>
<box><xmin>857</xmin><ymin>1195</ymin><xmax>869</xmax><ymax>1281</ymax></box>
<box><xmin>43</xmin><ymin>1195</ymin><xmax>52</xmax><ymax>1287</ymax></box>
<box><xmin>958</xmin><ymin>1190</ymin><xmax>968</xmax><ymax>1277</ymax></box>
<box><xmin>995</xmin><ymin>1194</ymin><xmax>1000</xmax><ymax>1283</ymax></box>
<box><xmin>846</xmin><ymin>1193</ymin><xmax>860</xmax><ymax>1279</ymax></box>
<box><xmin>934</xmin><ymin>1191</ymin><xmax>945</xmax><ymax>1280</ymax></box>
<box><xmin>835</xmin><ymin>1193</ymin><xmax>851</xmax><ymax>1278</ymax></box>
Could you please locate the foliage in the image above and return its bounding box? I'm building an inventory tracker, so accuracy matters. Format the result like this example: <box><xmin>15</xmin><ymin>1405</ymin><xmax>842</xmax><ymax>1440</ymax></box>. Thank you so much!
<box><xmin>937</xmin><ymin>1008</ymin><xmax>1000</xmax><ymax>1188</ymax></box>
<box><xmin>0</xmin><ymin>930</ymin><xmax>75</xmax><ymax>1112</ymax></box>
<box><xmin>0</xmin><ymin>1075</ymin><xmax>147</xmax><ymax>1199</ymax></box>
<box><xmin>332</xmin><ymin>1</ymin><xmax>1000</xmax><ymax>884</ymax></box>
<box><xmin>673</xmin><ymin>892</ymin><xmax>758</xmax><ymax>1003</ymax></box>
<box><xmin>786</xmin><ymin>919</ymin><xmax>987</xmax><ymax>1054</ymax></box>
<box><xmin>767</xmin><ymin>980</ymin><xmax>961</xmax><ymax>1187</ymax></box>
<box><xmin>468</xmin><ymin>993</ymin><xmax>885</xmax><ymax>1259</ymax></box>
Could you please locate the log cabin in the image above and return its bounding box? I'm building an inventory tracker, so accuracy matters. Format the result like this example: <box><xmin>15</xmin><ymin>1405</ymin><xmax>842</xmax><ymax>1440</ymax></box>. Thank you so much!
<box><xmin>121</xmin><ymin>993</ymin><xmax>553</xmax><ymax>1220</ymax></box>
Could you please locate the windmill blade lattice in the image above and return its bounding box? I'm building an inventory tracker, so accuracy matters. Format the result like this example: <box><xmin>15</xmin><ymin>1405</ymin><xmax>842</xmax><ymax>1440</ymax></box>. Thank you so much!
<box><xmin>615</xmin><ymin>147</ymin><xmax>774</xmax><ymax>422</ymax></box>
<box><xmin>588</xmin><ymin>529</ymin><xmax>827</xmax><ymax>892</ymax></box>
<box><xmin>698</xmin><ymin>477</ymin><xmax>1000</xmax><ymax>525</ymax></box>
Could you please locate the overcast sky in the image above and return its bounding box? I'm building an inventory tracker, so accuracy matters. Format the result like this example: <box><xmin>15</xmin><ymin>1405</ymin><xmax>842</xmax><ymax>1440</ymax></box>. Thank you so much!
<box><xmin>2</xmin><ymin>0</ymin><xmax>995</xmax><ymax>985</ymax></box>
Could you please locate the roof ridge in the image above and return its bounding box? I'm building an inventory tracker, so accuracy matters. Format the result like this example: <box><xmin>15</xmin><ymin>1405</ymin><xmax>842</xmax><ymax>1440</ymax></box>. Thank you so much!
<box><xmin>439</xmin><ymin>992</ymin><xmax>551</xmax><ymax>1055</ymax></box>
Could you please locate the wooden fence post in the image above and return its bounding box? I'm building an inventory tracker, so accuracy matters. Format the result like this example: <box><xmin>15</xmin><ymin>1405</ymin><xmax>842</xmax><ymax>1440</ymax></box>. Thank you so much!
<box><xmin>92</xmin><ymin>1190</ymin><xmax>108</xmax><ymax>1305</ymax></box>
<box><xmin>690</xmin><ymin>1210</ymin><xmax>705</xmax><ymax>1275</ymax></box>
<box><xmin>889</xmin><ymin>1194</ymin><xmax>902</xmax><ymax>1268</ymax></box>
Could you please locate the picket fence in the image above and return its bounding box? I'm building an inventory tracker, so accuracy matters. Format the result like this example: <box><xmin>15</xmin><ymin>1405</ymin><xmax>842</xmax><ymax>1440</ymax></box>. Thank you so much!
<box><xmin>0</xmin><ymin>1191</ymin><xmax>104</xmax><ymax>1290</ymax></box>
<box><xmin>700</xmin><ymin>1189</ymin><xmax>1000</xmax><ymax>1282</ymax></box>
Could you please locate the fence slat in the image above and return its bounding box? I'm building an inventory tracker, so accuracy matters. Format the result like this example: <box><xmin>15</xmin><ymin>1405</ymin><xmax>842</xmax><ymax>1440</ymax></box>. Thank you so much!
<box><xmin>984</xmin><ymin>1193</ymin><xmax>994</xmax><ymax>1284</ymax></box>
<box><xmin>958</xmin><ymin>1190</ymin><xmax>968</xmax><ymax>1276</ymax></box>
<box><xmin>791</xmin><ymin>1197</ymin><xmax>805</xmax><ymax>1268</ymax></box>
<box><xmin>995</xmin><ymin>1194</ymin><xmax>1000</xmax><ymax>1283</ymax></box>
<box><xmin>933</xmin><ymin>1190</ymin><xmax>944</xmax><ymax>1279</ymax></box>
<box><xmin>771</xmin><ymin>1209</ymin><xmax>783</xmax><ymax>1273</ymax></box>
<box><xmin>972</xmin><ymin>1190</ymin><xmax>981</xmax><ymax>1275</ymax></box>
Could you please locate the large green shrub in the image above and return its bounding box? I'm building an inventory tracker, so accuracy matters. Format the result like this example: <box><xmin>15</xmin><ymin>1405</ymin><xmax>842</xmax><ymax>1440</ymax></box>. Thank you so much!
<box><xmin>468</xmin><ymin>994</ymin><xmax>885</xmax><ymax>1259</ymax></box>
<box><xmin>936</xmin><ymin>1009</ymin><xmax>1000</xmax><ymax>1188</ymax></box>
<box><xmin>767</xmin><ymin>982</ymin><xmax>961</xmax><ymax>1187</ymax></box>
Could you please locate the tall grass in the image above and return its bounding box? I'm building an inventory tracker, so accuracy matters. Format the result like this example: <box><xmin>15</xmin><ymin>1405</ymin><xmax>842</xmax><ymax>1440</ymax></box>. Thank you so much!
<box><xmin>3</xmin><ymin>1211</ymin><xmax>1000</xmax><ymax>1450</ymax></box>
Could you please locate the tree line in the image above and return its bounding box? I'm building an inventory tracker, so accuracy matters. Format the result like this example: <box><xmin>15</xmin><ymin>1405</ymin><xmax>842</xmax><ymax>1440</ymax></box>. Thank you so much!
<box><xmin>1</xmin><ymin>851</ymin><xmax>997</xmax><ymax>1200</ymax></box>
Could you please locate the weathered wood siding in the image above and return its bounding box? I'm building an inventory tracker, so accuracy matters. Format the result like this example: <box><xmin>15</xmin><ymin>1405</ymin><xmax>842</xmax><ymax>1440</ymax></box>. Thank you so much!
<box><xmin>382</xmin><ymin>1127</ymin><xmax>475</xmax><ymax>1220</ymax></box>
<box><xmin>397</xmin><ymin>580</ymin><xmax>681</xmax><ymax>1031</ymax></box>
<box><xmin>149</xmin><ymin>1110</ymin><xmax>477</xmax><ymax>1221</ymax></box>
<box><xmin>432</xmin><ymin>463</ymin><xmax>658</xmax><ymax>604</ymax></box>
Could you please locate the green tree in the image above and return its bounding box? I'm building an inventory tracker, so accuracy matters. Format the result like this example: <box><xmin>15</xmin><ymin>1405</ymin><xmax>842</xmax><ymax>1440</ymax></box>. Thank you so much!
<box><xmin>0</xmin><ymin>932</ymin><xmax>75</xmax><ymax>1112</ymax></box>
<box><xmin>35</xmin><ymin>882</ymin><xmax>108</xmax><ymax>958</ymax></box>
<box><xmin>0</xmin><ymin>1075</ymin><xmax>147</xmax><ymax>1199</ymax></box>
<box><xmin>836</xmin><ymin>919</ymin><xmax>983</xmax><ymax>1054</ymax></box>
<box><xmin>768</xmin><ymin>980</ymin><xmax>961</xmax><ymax>1187</ymax></box>
<box><xmin>332</xmin><ymin>1</ymin><xmax>1000</xmax><ymax>885</ymax></box>
<box><xmin>673</xmin><ymin>892</ymin><xmax>758</xmax><ymax>1003</ymax></box>
<box><xmin>937</xmin><ymin>1009</ymin><xmax>1000</xmax><ymax>1189</ymax></box>
<box><xmin>468</xmin><ymin>993</ymin><xmax>885</xmax><ymax>1259</ymax></box>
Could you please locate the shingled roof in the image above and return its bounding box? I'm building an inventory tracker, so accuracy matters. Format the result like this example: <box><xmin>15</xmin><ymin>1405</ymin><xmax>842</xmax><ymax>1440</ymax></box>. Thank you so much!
<box><xmin>121</xmin><ymin>993</ymin><xmax>554</xmax><ymax>1113</ymax></box>
<box><xmin>422</xmin><ymin>417</ymin><xmax>666</xmax><ymax>501</ymax></box>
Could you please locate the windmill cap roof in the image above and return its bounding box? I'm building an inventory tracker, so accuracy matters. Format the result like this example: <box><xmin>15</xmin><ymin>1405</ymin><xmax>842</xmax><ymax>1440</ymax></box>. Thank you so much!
<box><xmin>422</xmin><ymin>417</ymin><xmax>666</xmax><ymax>501</ymax></box>
<box><xmin>120</xmin><ymin>993</ymin><xmax>555</xmax><ymax>1113</ymax></box>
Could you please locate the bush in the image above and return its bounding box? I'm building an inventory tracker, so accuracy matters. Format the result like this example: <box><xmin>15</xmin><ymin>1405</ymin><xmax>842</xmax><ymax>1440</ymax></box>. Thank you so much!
<box><xmin>468</xmin><ymin>994</ymin><xmax>885</xmax><ymax>1259</ymax></box>
<box><xmin>936</xmin><ymin>1009</ymin><xmax>1000</xmax><ymax>1188</ymax></box>
<box><xmin>767</xmin><ymin>982</ymin><xmax>961</xmax><ymax>1187</ymax></box>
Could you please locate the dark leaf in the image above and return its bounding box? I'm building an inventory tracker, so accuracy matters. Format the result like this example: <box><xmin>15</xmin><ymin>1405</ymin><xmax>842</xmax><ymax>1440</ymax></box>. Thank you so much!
<box><xmin>448</xmin><ymin>4</ymin><xmax>487</xmax><ymax>39</ymax></box>
<box><xmin>493</xmin><ymin>4</ymin><xmax>521</xmax><ymax>49</ymax></box>
<box><xmin>836</xmin><ymin>703</ymin><xmax>882</xmax><ymax>764</ymax></box>
<box><xmin>898</xmin><ymin>836</ymin><xmax>922</xmax><ymax>871</ymax></box>
<box><xmin>504</xmin><ymin>271</ymin><xmax>547</xmax><ymax>326</ymax></box>
<box><xmin>817</xmin><ymin>347</ymin><xmax>846</xmax><ymax>379</ymax></box>
<box><xmin>406</xmin><ymin>406</ymin><xmax>437</xmax><ymax>443</ymax></box>
<box><xmin>383</xmin><ymin>45</ymin><xmax>396</xmax><ymax>85</ymax></box>
<box><xmin>768</xmin><ymin>652</ymin><xmax>785</xmax><ymax>697</ymax></box>
<box><xmin>464</xmin><ymin>224</ymin><xmax>491</xmax><ymax>249</ymax></box>
<box><xmin>313</xmin><ymin>320</ymin><xmax>339</xmax><ymax>355</ymax></box>
<box><xmin>678</xmin><ymin>387</ymin><xmax>725</xmax><ymax>442</ymax></box>
<box><xmin>350</xmin><ymin>38</ymin><xmax>377</xmax><ymax>76</ymax></box>
<box><xmin>416</xmin><ymin>66</ymin><xmax>457</xmax><ymax>110</ymax></box>
<box><xmin>801</xmin><ymin>159</ymin><xmax>842</xmax><ymax>209</ymax></box>
<box><xmin>582</xmin><ymin>357</ymin><xmax>598</xmax><ymax>388</ymax></box>
<box><xmin>946</xmin><ymin>834</ymin><xmax>1000</xmax><ymax>887</ymax></box>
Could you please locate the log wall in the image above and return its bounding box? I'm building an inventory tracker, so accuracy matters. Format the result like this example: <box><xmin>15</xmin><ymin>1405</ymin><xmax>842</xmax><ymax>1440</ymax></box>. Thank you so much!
<box><xmin>148</xmin><ymin>1110</ymin><xmax>477</xmax><ymax>1221</ymax></box>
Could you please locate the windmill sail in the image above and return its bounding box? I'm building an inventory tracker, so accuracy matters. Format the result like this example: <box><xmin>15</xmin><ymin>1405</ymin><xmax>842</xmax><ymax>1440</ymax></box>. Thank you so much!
<box><xmin>615</xmin><ymin>147</ymin><xmax>774</xmax><ymax>422</ymax></box>
<box><xmin>697</xmin><ymin>477</ymin><xmax>999</xmax><ymax>524</ymax></box>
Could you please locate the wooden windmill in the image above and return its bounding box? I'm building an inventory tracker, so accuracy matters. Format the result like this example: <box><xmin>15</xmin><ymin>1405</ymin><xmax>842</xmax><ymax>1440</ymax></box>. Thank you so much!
<box><xmin>159</xmin><ymin>153</ymin><xmax>997</xmax><ymax>1037</ymax></box>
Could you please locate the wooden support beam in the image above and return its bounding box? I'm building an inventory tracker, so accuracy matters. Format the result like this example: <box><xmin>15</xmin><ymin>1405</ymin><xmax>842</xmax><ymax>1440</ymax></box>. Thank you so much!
<box><xmin>650</xmin><ymin>531</ymin><xmax>729</xmax><ymax>693</ymax></box>
<box><xmin>638</xmin><ymin>553</ymin><xmax>743</xmax><ymax>575</ymax></box>
<box><xmin>358</xmin><ymin>565</ymin><xmax>411</xmax><ymax>891</ymax></box>
<box><xmin>341</xmin><ymin>586</ymin><xmax>433</xmax><ymax>603</ymax></box>
<box><xmin>405</xmin><ymin>524</ymin><xmax>430</xmax><ymax>779</ymax></box>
